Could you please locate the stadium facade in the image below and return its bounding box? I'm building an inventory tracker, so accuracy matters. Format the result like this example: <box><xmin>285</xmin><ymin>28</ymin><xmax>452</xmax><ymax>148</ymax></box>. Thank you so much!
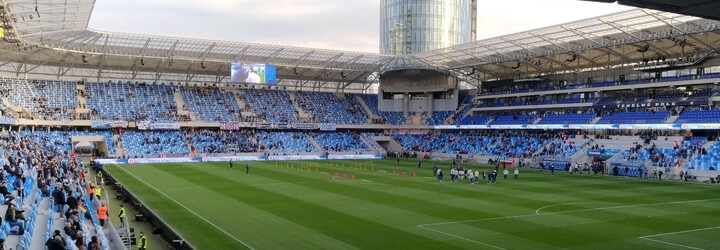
<box><xmin>379</xmin><ymin>0</ymin><xmax>477</xmax><ymax>55</ymax></box>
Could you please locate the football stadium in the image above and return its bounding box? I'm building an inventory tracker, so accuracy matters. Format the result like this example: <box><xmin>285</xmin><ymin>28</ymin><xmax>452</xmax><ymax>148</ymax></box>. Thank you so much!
<box><xmin>0</xmin><ymin>0</ymin><xmax>719</xmax><ymax>249</ymax></box>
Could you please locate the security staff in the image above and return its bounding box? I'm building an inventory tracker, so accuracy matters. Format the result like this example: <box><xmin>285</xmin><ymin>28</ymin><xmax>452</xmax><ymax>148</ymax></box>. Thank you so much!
<box><xmin>95</xmin><ymin>186</ymin><xmax>102</xmax><ymax>200</ymax></box>
<box><xmin>653</xmin><ymin>167</ymin><xmax>658</xmax><ymax>179</ymax></box>
<box><xmin>97</xmin><ymin>170</ymin><xmax>103</xmax><ymax>184</ymax></box>
<box><xmin>97</xmin><ymin>204</ymin><xmax>108</xmax><ymax>227</ymax></box>
<box><xmin>138</xmin><ymin>231</ymin><xmax>147</xmax><ymax>250</ymax></box>
<box><xmin>118</xmin><ymin>204</ymin><xmax>126</xmax><ymax>228</ymax></box>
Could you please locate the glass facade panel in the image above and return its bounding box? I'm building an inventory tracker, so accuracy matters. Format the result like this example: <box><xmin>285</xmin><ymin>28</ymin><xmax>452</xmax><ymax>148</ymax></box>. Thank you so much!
<box><xmin>380</xmin><ymin>0</ymin><xmax>473</xmax><ymax>55</ymax></box>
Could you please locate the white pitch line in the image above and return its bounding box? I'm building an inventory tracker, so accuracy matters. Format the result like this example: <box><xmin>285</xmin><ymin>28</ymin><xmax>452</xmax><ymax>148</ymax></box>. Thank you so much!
<box><xmin>417</xmin><ymin>225</ymin><xmax>507</xmax><ymax>250</ymax></box>
<box><xmin>638</xmin><ymin>237</ymin><xmax>703</xmax><ymax>250</ymax></box>
<box><xmin>159</xmin><ymin>181</ymin><xmax>323</xmax><ymax>191</ymax></box>
<box><xmin>418</xmin><ymin>198</ymin><xmax>720</xmax><ymax>249</ymax></box>
<box><xmin>418</xmin><ymin>197</ymin><xmax>720</xmax><ymax>227</ymax></box>
<box><xmin>638</xmin><ymin>225</ymin><xmax>720</xmax><ymax>240</ymax></box>
<box><xmin>115</xmin><ymin>165</ymin><xmax>256</xmax><ymax>250</ymax></box>
<box><xmin>535</xmin><ymin>202</ymin><xmax>584</xmax><ymax>215</ymax></box>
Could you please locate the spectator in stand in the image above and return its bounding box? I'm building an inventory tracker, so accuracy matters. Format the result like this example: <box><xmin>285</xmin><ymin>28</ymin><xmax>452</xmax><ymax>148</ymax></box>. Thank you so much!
<box><xmin>5</xmin><ymin>203</ymin><xmax>25</xmax><ymax>234</ymax></box>
<box><xmin>87</xmin><ymin>236</ymin><xmax>100</xmax><ymax>250</ymax></box>
<box><xmin>13</xmin><ymin>175</ymin><xmax>24</xmax><ymax>201</ymax></box>
<box><xmin>52</xmin><ymin>187</ymin><xmax>66</xmax><ymax>215</ymax></box>
<box><xmin>45</xmin><ymin>230</ymin><xmax>67</xmax><ymax>250</ymax></box>
<box><xmin>66</xmin><ymin>191</ymin><xmax>78</xmax><ymax>211</ymax></box>
<box><xmin>64</xmin><ymin>220</ymin><xmax>84</xmax><ymax>247</ymax></box>
<box><xmin>0</xmin><ymin>180</ymin><xmax>14</xmax><ymax>204</ymax></box>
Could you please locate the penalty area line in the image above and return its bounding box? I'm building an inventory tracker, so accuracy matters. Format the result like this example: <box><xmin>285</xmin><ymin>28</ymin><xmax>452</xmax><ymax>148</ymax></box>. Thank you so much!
<box><xmin>637</xmin><ymin>225</ymin><xmax>720</xmax><ymax>250</ymax></box>
<box><xmin>418</xmin><ymin>197</ymin><xmax>720</xmax><ymax>227</ymax></box>
<box><xmin>114</xmin><ymin>165</ymin><xmax>256</xmax><ymax>250</ymax></box>
<box><xmin>638</xmin><ymin>237</ymin><xmax>703</xmax><ymax>250</ymax></box>
<box><xmin>417</xmin><ymin>225</ymin><xmax>506</xmax><ymax>250</ymax></box>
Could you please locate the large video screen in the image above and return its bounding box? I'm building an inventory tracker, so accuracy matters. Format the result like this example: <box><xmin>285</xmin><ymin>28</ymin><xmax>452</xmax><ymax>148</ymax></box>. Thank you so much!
<box><xmin>230</xmin><ymin>62</ymin><xmax>277</xmax><ymax>84</ymax></box>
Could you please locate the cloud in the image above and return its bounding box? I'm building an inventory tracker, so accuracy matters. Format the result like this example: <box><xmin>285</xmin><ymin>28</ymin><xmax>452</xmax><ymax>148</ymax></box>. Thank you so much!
<box><xmin>476</xmin><ymin>0</ymin><xmax>634</xmax><ymax>39</ymax></box>
<box><xmin>89</xmin><ymin>0</ymin><xmax>634</xmax><ymax>53</ymax></box>
<box><xmin>91</xmin><ymin>0</ymin><xmax>379</xmax><ymax>52</ymax></box>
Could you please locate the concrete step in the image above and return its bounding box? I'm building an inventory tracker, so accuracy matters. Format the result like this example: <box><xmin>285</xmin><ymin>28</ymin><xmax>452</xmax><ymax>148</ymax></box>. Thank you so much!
<box><xmin>287</xmin><ymin>92</ymin><xmax>309</xmax><ymax>119</ymax></box>
<box><xmin>76</xmin><ymin>84</ymin><xmax>87</xmax><ymax>110</ymax></box>
<box><xmin>532</xmin><ymin>116</ymin><xmax>542</xmax><ymax>124</ymax></box>
<box><xmin>306</xmin><ymin>134</ymin><xmax>324</xmax><ymax>152</ymax></box>
<box><xmin>173</xmin><ymin>87</ymin><xmax>196</xmax><ymax>121</ymax></box>
<box><xmin>29</xmin><ymin>198</ymin><xmax>50</xmax><ymax>250</ymax></box>
<box><xmin>358</xmin><ymin>135</ymin><xmax>382</xmax><ymax>153</ymax></box>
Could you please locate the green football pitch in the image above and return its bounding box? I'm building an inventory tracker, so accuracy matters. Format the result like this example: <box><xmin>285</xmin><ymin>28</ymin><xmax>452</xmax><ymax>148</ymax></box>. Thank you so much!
<box><xmin>105</xmin><ymin>159</ymin><xmax>720</xmax><ymax>250</ymax></box>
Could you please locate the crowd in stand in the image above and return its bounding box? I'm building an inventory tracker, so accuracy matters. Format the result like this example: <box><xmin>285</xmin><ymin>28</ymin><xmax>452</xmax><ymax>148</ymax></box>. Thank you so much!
<box><xmin>185</xmin><ymin>129</ymin><xmax>257</xmax><ymax>154</ymax></box>
<box><xmin>313</xmin><ymin>132</ymin><xmax>369</xmax><ymax>152</ymax></box>
<box><xmin>0</xmin><ymin>129</ymin><xmax>113</xmax><ymax>249</ymax></box>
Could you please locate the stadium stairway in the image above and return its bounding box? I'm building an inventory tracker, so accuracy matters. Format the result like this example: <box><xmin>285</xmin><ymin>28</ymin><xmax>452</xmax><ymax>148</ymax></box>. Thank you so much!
<box><xmin>354</xmin><ymin>95</ymin><xmax>378</xmax><ymax>123</ymax></box>
<box><xmin>76</xmin><ymin>84</ymin><xmax>88</xmax><ymax>111</ymax></box>
<box><xmin>666</xmin><ymin>115</ymin><xmax>678</xmax><ymax>123</ymax></box>
<box><xmin>571</xmin><ymin>146</ymin><xmax>593</xmax><ymax>165</ymax></box>
<box><xmin>228</xmin><ymin>89</ymin><xmax>246</xmax><ymax>111</ymax></box>
<box><xmin>306</xmin><ymin>134</ymin><xmax>325</xmax><ymax>152</ymax></box>
<box><xmin>173</xmin><ymin>87</ymin><xmax>196</xmax><ymax>121</ymax></box>
<box><xmin>229</xmin><ymin>89</ymin><xmax>258</xmax><ymax>118</ymax></box>
<box><xmin>28</xmin><ymin>195</ymin><xmax>50</xmax><ymax>249</ymax></box>
<box><xmin>286</xmin><ymin>92</ymin><xmax>310</xmax><ymax>120</ymax></box>
<box><xmin>447</xmin><ymin>103</ymin><xmax>471</xmax><ymax>124</ymax></box>
<box><xmin>703</xmin><ymin>140</ymin><xmax>715</xmax><ymax>150</ymax></box>
<box><xmin>357</xmin><ymin>135</ymin><xmax>379</xmax><ymax>154</ymax></box>
<box><xmin>605</xmin><ymin>150</ymin><xmax>626</xmax><ymax>163</ymax></box>
<box><xmin>113</xmin><ymin>133</ymin><xmax>124</xmax><ymax>157</ymax></box>
<box><xmin>590</xmin><ymin>136</ymin><xmax>643</xmax><ymax>149</ymax></box>
<box><xmin>6</xmin><ymin>170</ymin><xmax>38</xmax><ymax>250</ymax></box>
<box><xmin>532</xmin><ymin>116</ymin><xmax>542</xmax><ymax>124</ymax></box>
<box><xmin>334</xmin><ymin>92</ymin><xmax>345</xmax><ymax>100</ymax></box>
<box><xmin>535</xmin><ymin>139</ymin><xmax>562</xmax><ymax>157</ymax></box>
<box><xmin>653</xmin><ymin>136</ymin><xmax>685</xmax><ymax>148</ymax></box>
<box><xmin>590</xmin><ymin>116</ymin><xmax>601</xmax><ymax>124</ymax></box>
<box><xmin>0</xmin><ymin>97</ymin><xmax>28</xmax><ymax>118</ymax></box>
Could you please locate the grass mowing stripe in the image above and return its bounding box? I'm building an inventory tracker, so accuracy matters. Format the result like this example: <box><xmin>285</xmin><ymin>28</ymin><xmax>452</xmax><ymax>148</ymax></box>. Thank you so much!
<box><xmin>638</xmin><ymin>237</ymin><xmax>702</xmax><ymax>250</ymax></box>
<box><xmin>207</xmin><ymin>162</ymin><xmax>710</xmax><ymax>249</ymax></box>
<box><xmin>106</xmin><ymin>165</ymin><xmax>246</xmax><ymax>249</ymax></box>
<box><xmin>425</xmin><ymin>199</ymin><xmax>720</xmax><ymax>249</ymax></box>
<box><xmin>417</xmin><ymin>197</ymin><xmax>720</xmax><ymax>227</ymax></box>
<box><xmin>639</xmin><ymin>225</ymin><xmax>720</xmax><ymax>238</ymax></box>
<box><xmin>122</xmin><ymin>163</ymin><xmax>363</xmax><ymax>249</ymax></box>
<box><xmin>304</xmin><ymin>163</ymin><xmax>715</xmax><ymax>225</ymax></box>
<box><xmin>157</xmin><ymin>163</ymin><xmax>460</xmax><ymax>249</ymax></box>
<box><xmin>244</xmin><ymin>164</ymin><xmax>503</xmax><ymax>222</ymax></box>
<box><xmin>268</xmin><ymin>160</ymin><xmax>716</xmax><ymax>230</ymax></box>
<box><xmin>639</xmin><ymin>226</ymin><xmax>720</xmax><ymax>249</ymax></box>
<box><xmin>110</xmin><ymin>160</ymin><xmax>720</xmax><ymax>249</ymax></box>
<box><xmin>114</xmin><ymin>165</ymin><xmax>257</xmax><ymax>250</ymax></box>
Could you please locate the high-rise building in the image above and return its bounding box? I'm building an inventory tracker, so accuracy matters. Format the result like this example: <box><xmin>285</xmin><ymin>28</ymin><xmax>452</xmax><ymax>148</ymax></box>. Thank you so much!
<box><xmin>380</xmin><ymin>0</ymin><xmax>476</xmax><ymax>55</ymax></box>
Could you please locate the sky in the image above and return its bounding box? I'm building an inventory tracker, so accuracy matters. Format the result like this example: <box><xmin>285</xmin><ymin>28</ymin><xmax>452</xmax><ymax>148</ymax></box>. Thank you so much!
<box><xmin>89</xmin><ymin>0</ymin><xmax>633</xmax><ymax>53</ymax></box>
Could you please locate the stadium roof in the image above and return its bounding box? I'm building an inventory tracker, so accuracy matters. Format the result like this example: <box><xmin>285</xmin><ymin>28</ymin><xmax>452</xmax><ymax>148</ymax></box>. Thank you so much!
<box><xmin>416</xmin><ymin>9</ymin><xmax>720</xmax><ymax>80</ymax></box>
<box><xmin>584</xmin><ymin>0</ymin><xmax>720</xmax><ymax>21</ymax></box>
<box><xmin>1</xmin><ymin>0</ymin><xmax>720</xmax><ymax>89</ymax></box>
